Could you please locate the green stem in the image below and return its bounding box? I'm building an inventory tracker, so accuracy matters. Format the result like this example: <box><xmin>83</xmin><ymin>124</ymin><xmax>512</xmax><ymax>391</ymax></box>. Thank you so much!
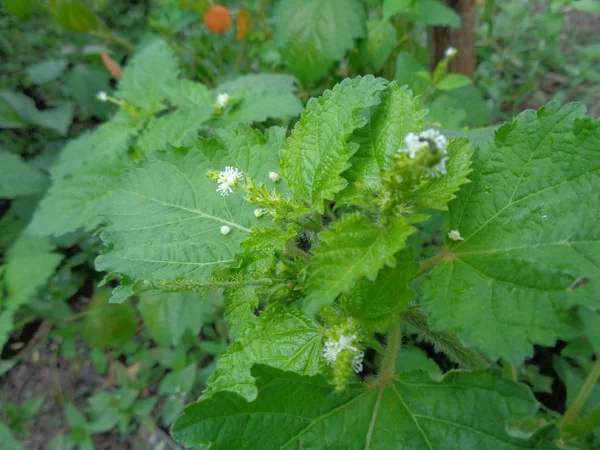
<box><xmin>377</xmin><ymin>323</ymin><xmax>402</xmax><ymax>384</ymax></box>
<box><xmin>562</xmin><ymin>357</ymin><xmax>600</xmax><ymax>425</ymax></box>
<box><xmin>415</xmin><ymin>252</ymin><xmax>445</xmax><ymax>277</ymax></box>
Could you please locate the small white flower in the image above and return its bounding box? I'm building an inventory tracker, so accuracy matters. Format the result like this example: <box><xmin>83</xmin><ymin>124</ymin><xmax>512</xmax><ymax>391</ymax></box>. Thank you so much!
<box><xmin>254</xmin><ymin>208</ymin><xmax>266</xmax><ymax>218</ymax></box>
<box><xmin>215</xmin><ymin>93</ymin><xmax>230</xmax><ymax>109</ymax></box>
<box><xmin>220</xmin><ymin>225</ymin><xmax>231</xmax><ymax>235</ymax></box>
<box><xmin>96</xmin><ymin>91</ymin><xmax>108</xmax><ymax>102</ymax></box>
<box><xmin>448</xmin><ymin>229</ymin><xmax>464</xmax><ymax>241</ymax></box>
<box><xmin>268</xmin><ymin>171</ymin><xmax>281</xmax><ymax>182</ymax></box>
<box><xmin>323</xmin><ymin>324</ymin><xmax>364</xmax><ymax>374</ymax></box>
<box><xmin>216</xmin><ymin>166</ymin><xmax>243</xmax><ymax>196</ymax></box>
<box><xmin>445</xmin><ymin>46</ymin><xmax>457</xmax><ymax>58</ymax></box>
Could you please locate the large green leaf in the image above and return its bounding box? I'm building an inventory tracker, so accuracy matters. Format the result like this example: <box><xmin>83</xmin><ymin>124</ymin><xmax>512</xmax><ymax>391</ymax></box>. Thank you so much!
<box><xmin>173</xmin><ymin>365</ymin><xmax>561</xmax><ymax>449</ymax></box>
<box><xmin>216</xmin><ymin>73</ymin><xmax>303</xmax><ymax>123</ymax></box>
<box><xmin>273</xmin><ymin>0</ymin><xmax>366</xmax><ymax>85</ymax></box>
<box><xmin>419</xmin><ymin>103</ymin><xmax>600</xmax><ymax>362</ymax></box>
<box><xmin>404</xmin><ymin>0</ymin><xmax>461</xmax><ymax>28</ymax></box>
<box><xmin>280</xmin><ymin>76</ymin><xmax>387</xmax><ymax>212</ymax></box>
<box><xmin>118</xmin><ymin>39</ymin><xmax>179</xmax><ymax>113</ymax></box>
<box><xmin>338</xmin><ymin>82</ymin><xmax>425</xmax><ymax>204</ymax></box>
<box><xmin>96</xmin><ymin>124</ymin><xmax>281</xmax><ymax>284</ymax></box>
<box><xmin>28</xmin><ymin>116</ymin><xmax>139</xmax><ymax>237</ymax></box>
<box><xmin>0</xmin><ymin>150</ymin><xmax>48</xmax><ymax>199</ymax></box>
<box><xmin>304</xmin><ymin>214</ymin><xmax>414</xmax><ymax>315</ymax></box>
<box><xmin>204</xmin><ymin>306</ymin><xmax>322</xmax><ymax>400</ymax></box>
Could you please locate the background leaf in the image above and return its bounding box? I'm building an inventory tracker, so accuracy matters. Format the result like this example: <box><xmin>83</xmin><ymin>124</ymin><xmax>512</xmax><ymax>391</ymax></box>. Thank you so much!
<box><xmin>0</xmin><ymin>150</ymin><xmax>48</xmax><ymax>199</ymax></box>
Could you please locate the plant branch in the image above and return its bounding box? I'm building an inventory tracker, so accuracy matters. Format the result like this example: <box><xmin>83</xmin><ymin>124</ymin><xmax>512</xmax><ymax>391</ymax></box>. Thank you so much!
<box><xmin>401</xmin><ymin>308</ymin><xmax>489</xmax><ymax>370</ymax></box>
<box><xmin>562</xmin><ymin>356</ymin><xmax>600</xmax><ymax>425</ymax></box>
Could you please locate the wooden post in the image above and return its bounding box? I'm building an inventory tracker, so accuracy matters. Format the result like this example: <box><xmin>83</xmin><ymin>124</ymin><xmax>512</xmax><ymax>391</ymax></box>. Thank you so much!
<box><xmin>430</xmin><ymin>0</ymin><xmax>476</xmax><ymax>78</ymax></box>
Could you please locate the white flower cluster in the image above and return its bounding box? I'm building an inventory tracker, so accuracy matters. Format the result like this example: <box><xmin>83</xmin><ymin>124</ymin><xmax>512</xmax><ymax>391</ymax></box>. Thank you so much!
<box><xmin>215</xmin><ymin>93</ymin><xmax>230</xmax><ymax>109</ymax></box>
<box><xmin>216</xmin><ymin>166</ymin><xmax>243</xmax><ymax>196</ymax></box>
<box><xmin>323</xmin><ymin>326</ymin><xmax>364</xmax><ymax>374</ymax></box>
<box><xmin>400</xmin><ymin>129</ymin><xmax>449</xmax><ymax>177</ymax></box>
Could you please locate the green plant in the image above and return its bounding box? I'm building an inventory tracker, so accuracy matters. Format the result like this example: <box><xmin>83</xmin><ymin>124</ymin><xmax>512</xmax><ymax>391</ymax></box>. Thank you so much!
<box><xmin>24</xmin><ymin>62</ymin><xmax>594</xmax><ymax>446</ymax></box>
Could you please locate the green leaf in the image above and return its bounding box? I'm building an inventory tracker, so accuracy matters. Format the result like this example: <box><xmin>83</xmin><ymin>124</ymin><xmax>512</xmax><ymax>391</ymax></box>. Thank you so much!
<box><xmin>404</xmin><ymin>0</ymin><xmax>461</xmax><ymax>28</ymax></box>
<box><xmin>436</xmin><ymin>73</ymin><xmax>473</xmax><ymax>91</ymax></box>
<box><xmin>0</xmin><ymin>150</ymin><xmax>48</xmax><ymax>199</ymax></box>
<box><xmin>217</xmin><ymin>73</ymin><xmax>303</xmax><ymax>123</ymax></box>
<box><xmin>173</xmin><ymin>364</ymin><xmax>561</xmax><ymax>449</ymax></box>
<box><xmin>55</xmin><ymin>1</ymin><xmax>100</xmax><ymax>32</ymax></box>
<box><xmin>137</xmin><ymin>107</ymin><xmax>212</xmax><ymax>157</ymax></box>
<box><xmin>340</xmin><ymin>249</ymin><xmax>418</xmax><ymax>331</ymax></box>
<box><xmin>339</xmin><ymin>82</ymin><xmax>425</xmax><ymax>204</ymax></box>
<box><xmin>395</xmin><ymin>52</ymin><xmax>429</xmax><ymax>96</ymax></box>
<box><xmin>224</xmin><ymin>286</ymin><xmax>259</xmax><ymax>342</ymax></box>
<box><xmin>3</xmin><ymin>0</ymin><xmax>38</xmax><ymax>18</ymax></box>
<box><xmin>65</xmin><ymin>64</ymin><xmax>114</xmax><ymax>119</ymax></box>
<box><xmin>360</xmin><ymin>20</ymin><xmax>397</xmax><ymax>71</ymax></box>
<box><xmin>82</xmin><ymin>289</ymin><xmax>137</xmax><ymax>348</ymax></box>
<box><xmin>118</xmin><ymin>39</ymin><xmax>179</xmax><ymax>113</ymax></box>
<box><xmin>419</xmin><ymin>103</ymin><xmax>600</xmax><ymax>362</ymax></box>
<box><xmin>166</xmin><ymin>80</ymin><xmax>213</xmax><ymax>109</ymax></box>
<box><xmin>31</xmin><ymin>103</ymin><xmax>74</xmax><ymax>135</ymax></box>
<box><xmin>382</xmin><ymin>0</ymin><xmax>412</xmax><ymax>20</ymax></box>
<box><xmin>273</xmin><ymin>0</ymin><xmax>366</xmax><ymax>84</ymax></box>
<box><xmin>304</xmin><ymin>214</ymin><xmax>415</xmax><ymax>315</ymax></box>
<box><xmin>413</xmin><ymin>137</ymin><xmax>472</xmax><ymax>210</ymax></box>
<box><xmin>396</xmin><ymin>346</ymin><xmax>442</xmax><ymax>375</ymax></box>
<box><xmin>0</xmin><ymin>91</ymin><xmax>38</xmax><ymax>128</ymax></box>
<box><xmin>28</xmin><ymin>116</ymin><xmax>139</xmax><ymax>236</ymax></box>
<box><xmin>428</xmin><ymin>84</ymin><xmax>490</xmax><ymax>128</ymax></box>
<box><xmin>96</xmin><ymin>124</ymin><xmax>280</xmax><ymax>284</ymax></box>
<box><xmin>280</xmin><ymin>76</ymin><xmax>387</xmax><ymax>211</ymax></box>
<box><xmin>26</xmin><ymin>59</ymin><xmax>68</xmax><ymax>85</ymax></box>
<box><xmin>0</xmin><ymin>423</ymin><xmax>23</xmax><ymax>450</ymax></box>
<box><xmin>138</xmin><ymin>291</ymin><xmax>210</xmax><ymax>346</ymax></box>
<box><xmin>4</xmin><ymin>236</ymin><xmax>64</xmax><ymax>304</ymax></box>
<box><xmin>204</xmin><ymin>307</ymin><xmax>322</xmax><ymax>400</ymax></box>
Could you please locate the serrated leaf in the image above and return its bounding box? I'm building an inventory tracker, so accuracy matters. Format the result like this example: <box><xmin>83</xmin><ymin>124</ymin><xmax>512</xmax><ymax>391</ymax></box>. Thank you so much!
<box><xmin>413</xmin><ymin>137</ymin><xmax>472</xmax><ymax>210</ymax></box>
<box><xmin>137</xmin><ymin>107</ymin><xmax>212</xmax><ymax>157</ymax></box>
<box><xmin>339</xmin><ymin>82</ymin><xmax>425</xmax><ymax>204</ymax></box>
<box><xmin>28</xmin><ymin>116</ymin><xmax>138</xmax><ymax>237</ymax></box>
<box><xmin>340</xmin><ymin>249</ymin><xmax>418</xmax><ymax>331</ymax></box>
<box><xmin>281</xmin><ymin>76</ymin><xmax>387</xmax><ymax>211</ymax></box>
<box><xmin>304</xmin><ymin>214</ymin><xmax>415</xmax><ymax>315</ymax></box>
<box><xmin>360</xmin><ymin>20</ymin><xmax>397</xmax><ymax>71</ymax></box>
<box><xmin>224</xmin><ymin>286</ymin><xmax>259</xmax><ymax>342</ymax></box>
<box><xmin>118</xmin><ymin>39</ymin><xmax>179</xmax><ymax>113</ymax></box>
<box><xmin>173</xmin><ymin>365</ymin><xmax>561</xmax><ymax>449</ymax></box>
<box><xmin>96</xmin><ymin>124</ymin><xmax>280</xmax><ymax>284</ymax></box>
<box><xmin>235</xmin><ymin>225</ymin><xmax>295</xmax><ymax>278</ymax></box>
<box><xmin>273</xmin><ymin>0</ymin><xmax>366</xmax><ymax>84</ymax></box>
<box><xmin>166</xmin><ymin>79</ymin><xmax>213</xmax><ymax>109</ymax></box>
<box><xmin>204</xmin><ymin>307</ymin><xmax>322</xmax><ymax>400</ymax></box>
<box><xmin>217</xmin><ymin>73</ymin><xmax>303</xmax><ymax>123</ymax></box>
<box><xmin>0</xmin><ymin>150</ymin><xmax>48</xmax><ymax>198</ymax></box>
<box><xmin>138</xmin><ymin>291</ymin><xmax>210</xmax><ymax>346</ymax></box>
<box><xmin>419</xmin><ymin>103</ymin><xmax>600</xmax><ymax>362</ymax></box>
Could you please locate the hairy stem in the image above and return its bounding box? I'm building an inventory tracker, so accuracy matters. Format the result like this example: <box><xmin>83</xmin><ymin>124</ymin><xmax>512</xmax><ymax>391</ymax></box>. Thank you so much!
<box><xmin>562</xmin><ymin>356</ymin><xmax>600</xmax><ymax>425</ymax></box>
<box><xmin>401</xmin><ymin>308</ymin><xmax>489</xmax><ymax>370</ymax></box>
<box><xmin>415</xmin><ymin>252</ymin><xmax>445</xmax><ymax>277</ymax></box>
<box><xmin>377</xmin><ymin>324</ymin><xmax>403</xmax><ymax>384</ymax></box>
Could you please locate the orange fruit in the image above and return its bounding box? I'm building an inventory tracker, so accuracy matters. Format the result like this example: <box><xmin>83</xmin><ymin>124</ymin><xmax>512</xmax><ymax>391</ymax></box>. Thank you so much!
<box><xmin>203</xmin><ymin>5</ymin><xmax>232</xmax><ymax>34</ymax></box>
